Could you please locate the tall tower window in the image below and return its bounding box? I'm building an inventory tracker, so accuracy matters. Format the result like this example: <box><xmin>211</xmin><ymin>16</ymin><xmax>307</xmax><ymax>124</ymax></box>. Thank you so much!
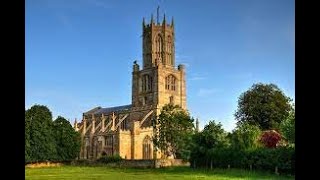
<box><xmin>167</xmin><ymin>35</ymin><xmax>172</xmax><ymax>65</ymax></box>
<box><xmin>165</xmin><ymin>75</ymin><xmax>177</xmax><ymax>91</ymax></box>
<box><xmin>141</xmin><ymin>74</ymin><xmax>152</xmax><ymax>92</ymax></box>
<box><xmin>155</xmin><ymin>34</ymin><xmax>163</xmax><ymax>64</ymax></box>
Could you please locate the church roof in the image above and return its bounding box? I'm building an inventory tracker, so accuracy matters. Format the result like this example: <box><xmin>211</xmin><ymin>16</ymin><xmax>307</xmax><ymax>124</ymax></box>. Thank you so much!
<box><xmin>84</xmin><ymin>104</ymin><xmax>132</xmax><ymax>115</ymax></box>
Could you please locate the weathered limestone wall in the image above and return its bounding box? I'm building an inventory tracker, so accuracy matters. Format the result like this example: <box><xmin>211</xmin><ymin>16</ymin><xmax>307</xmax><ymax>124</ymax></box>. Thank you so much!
<box><xmin>132</xmin><ymin>121</ymin><xmax>153</xmax><ymax>159</ymax></box>
<box><xmin>99</xmin><ymin>159</ymin><xmax>190</xmax><ymax>168</ymax></box>
<box><xmin>118</xmin><ymin>130</ymin><xmax>131</xmax><ymax>159</ymax></box>
<box><xmin>156</xmin><ymin>65</ymin><xmax>186</xmax><ymax>110</ymax></box>
<box><xmin>155</xmin><ymin>159</ymin><xmax>190</xmax><ymax>168</ymax></box>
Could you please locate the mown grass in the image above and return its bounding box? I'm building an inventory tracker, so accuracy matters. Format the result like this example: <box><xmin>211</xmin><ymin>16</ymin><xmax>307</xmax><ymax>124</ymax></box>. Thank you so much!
<box><xmin>25</xmin><ymin>166</ymin><xmax>294</xmax><ymax>180</ymax></box>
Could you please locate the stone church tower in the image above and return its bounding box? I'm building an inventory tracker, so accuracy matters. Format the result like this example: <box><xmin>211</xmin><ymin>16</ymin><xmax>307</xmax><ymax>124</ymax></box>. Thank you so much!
<box><xmin>75</xmin><ymin>10</ymin><xmax>186</xmax><ymax>160</ymax></box>
<box><xmin>132</xmin><ymin>14</ymin><xmax>186</xmax><ymax>110</ymax></box>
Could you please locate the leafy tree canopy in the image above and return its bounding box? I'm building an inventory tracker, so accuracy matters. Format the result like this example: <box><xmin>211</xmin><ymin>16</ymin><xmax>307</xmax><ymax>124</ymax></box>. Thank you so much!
<box><xmin>53</xmin><ymin>116</ymin><xmax>81</xmax><ymax>161</ymax></box>
<box><xmin>235</xmin><ymin>83</ymin><xmax>292</xmax><ymax>130</ymax></box>
<box><xmin>280</xmin><ymin>106</ymin><xmax>295</xmax><ymax>144</ymax></box>
<box><xmin>25</xmin><ymin>105</ymin><xmax>57</xmax><ymax>162</ymax></box>
<box><xmin>153</xmin><ymin>104</ymin><xmax>194</xmax><ymax>159</ymax></box>
<box><xmin>231</xmin><ymin>122</ymin><xmax>262</xmax><ymax>150</ymax></box>
<box><xmin>199</xmin><ymin>120</ymin><xmax>230</xmax><ymax>150</ymax></box>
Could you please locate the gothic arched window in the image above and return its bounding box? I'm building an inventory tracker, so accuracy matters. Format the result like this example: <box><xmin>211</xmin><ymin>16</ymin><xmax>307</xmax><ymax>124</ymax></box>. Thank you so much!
<box><xmin>167</xmin><ymin>35</ymin><xmax>172</xmax><ymax>65</ymax></box>
<box><xmin>143</xmin><ymin>33</ymin><xmax>151</xmax><ymax>67</ymax></box>
<box><xmin>165</xmin><ymin>75</ymin><xmax>177</xmax><ymax>91</ymax></box>
<box><xmin>141</xmin><ymin>74</ymin><xmax>152</xmax><ymax>92</ymax></box>
<box><xmin>155</xmin><ymin>34</ymin><xmax>163</xmax><ymax>63</ymax></box>
<box><xmin>142</xmin><ymin>136</ymin><xmax>152</xmax><ymax>159</ymax></box>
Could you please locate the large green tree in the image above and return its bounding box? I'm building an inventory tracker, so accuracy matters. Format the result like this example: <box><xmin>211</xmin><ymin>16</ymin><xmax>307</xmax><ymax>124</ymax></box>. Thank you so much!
<box><xmin>230</xmin><ymin>122</ymin><xmax>261</xmax><ymax>150</ymax></box>
<box><xmin>25</xmin><ymin>105</ymin><xmax>57</xmax><ymax>162</ymax></box>
<box><xmin>53</xmin><ymin>116</ymin><xmax>81</xmax><ymax>161</ymax></box>
<box><xmin>280</xmin><ymin>107</ymin><xmax>295</xmax><ymax>144</ymax></box>
<box><xmin>25</xmin><ymin>110</ymin><xmax>31</xmax><ymax>163</ymax></box>
<box><xmin>190</xmin><ymin>120</ymin><xmax>229</xmax><ymax>167</ymax></box>
<box><xmin>153</xmin><ymin>104</ymin><xmax>194</xmax><ymax>159</ymax></box>
<box><xmin>235</xmin><ymin>83</ymin><xmax>292</xmax><ymax>130</ymax></box>
<box><xmin>197</xmin><ymin>120</ymin><xmax>229</xmax><ymax>150</ymax></box>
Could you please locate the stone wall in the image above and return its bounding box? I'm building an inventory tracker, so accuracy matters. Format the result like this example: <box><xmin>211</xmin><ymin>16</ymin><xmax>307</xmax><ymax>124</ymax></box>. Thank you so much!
<box><xmin>118</xmin><ymin>130</ymin><xmax>131</xmax><ymax>159</ymax></box>
<box><xmin>155</xmin><ymin>159</ymin><xmax>190</xmax><ymax>168</ymax></box>
<box><xmin>108</xmin><ymin>159</ymin><xmax>190</xmax><ymax>168</ymax></box>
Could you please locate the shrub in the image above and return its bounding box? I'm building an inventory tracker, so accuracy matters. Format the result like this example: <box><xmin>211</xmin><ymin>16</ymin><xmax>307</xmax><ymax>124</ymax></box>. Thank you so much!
<box><xmin>190</xmin><ymin>146</ymin><xmax>294</xmax><ymax>175</ymax></box>
<box><xmin>259</xmin><ymin>130</ymin><xmax>282</xmax><ymax>148</ymax></box>
<box><xmin>97</xmin><ymin>154</ymin><xmax>123</xmax><ymax>164</ymax></box>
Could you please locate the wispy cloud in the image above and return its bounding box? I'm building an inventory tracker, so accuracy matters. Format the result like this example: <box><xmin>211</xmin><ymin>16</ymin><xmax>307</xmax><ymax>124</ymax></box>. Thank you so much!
<box><xmin>189</xmin><ymin>72</ymin><xmax>208</xmax><ymax>81</ymax></box>
<box><xmin>197</xmin><ymin>88</ymin><xmax>220</xmax><ymax>97</ymax></box>
<box><xmin>189</xmin><ymin>76</ymin><xmax>206</xmax><ymax>81</ymax></box>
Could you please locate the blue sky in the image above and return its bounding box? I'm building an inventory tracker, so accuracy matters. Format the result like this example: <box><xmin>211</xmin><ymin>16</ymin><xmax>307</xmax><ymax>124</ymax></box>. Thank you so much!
<box><xmin>26</xmin><ymin>0</ymin><xmax>295</xmax><ymax>132</ymax></box>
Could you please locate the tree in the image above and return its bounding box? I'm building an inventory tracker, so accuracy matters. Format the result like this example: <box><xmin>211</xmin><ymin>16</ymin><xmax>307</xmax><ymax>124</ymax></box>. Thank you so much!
<box><xmin>235</xmin><ymin>83</ymin><xmax>292</xmax><ymax>130</ymax></box>
<box><xmin>231</xmin><ymin>122</ymin><xmax>261</xmax><ymax>150</ymax></box>
<box><xmin>200</xmin><ymin>121</ymin><xmax>230</xmax><ymax>150</ymax></box>
<box><xmin>260</xmin><ymin>130</ymin><xmax>282</xmax><ymax>148</ymax></box>
<box><xmin>153</xmin><ymin>104</ymin><xmax>194</xmax><ymax>159</ymax></box>
<box><xmin>280</xmin><ymin>107</ymin><xmax>295</xmax><ymax>144</ymax></box>
<box><xmin>53</xmin><ymin>116</ymin><xmax>81</xmax><ymax>161</ymax></box>
<box><xmin>25</xmin><ymin>105</ymin><xmax>57</xmax><ymax>162</ymax></box>
<box><xmin>25</xmin><ymin>110</ymin><xmax>31</xmax><ymax>163</ymax></box>
<box><xmin>190</xmin><ymin>120</ymin><xmax>229</xmax><ymax>167</ymax></box>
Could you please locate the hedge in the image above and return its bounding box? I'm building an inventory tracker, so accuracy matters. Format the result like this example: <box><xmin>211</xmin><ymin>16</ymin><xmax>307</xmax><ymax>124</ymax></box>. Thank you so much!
<box><xmin>190</xmin><ymin>146</ymin><xmax>294</xmax><ymax>175</ymax></box>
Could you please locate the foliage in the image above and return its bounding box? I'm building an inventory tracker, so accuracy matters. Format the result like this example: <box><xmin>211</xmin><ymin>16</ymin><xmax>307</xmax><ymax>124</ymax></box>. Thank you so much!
<box><xmin>153</xmin><ymin>104</ymin><xmax>194</xmax><ymax>159</ymax></box>
<box><xmin>25</xmin><ymin>110</ymin><xmax>31</xmax><ymax>163</ymax></box>
<box><xmin>25</xmin><ymin>105</ymin><xmax>57</xmax><ymax>162</ymax></box>
<box><xmin>25</xmin><ymin>104</ymin><xmax>82</xmax><ymax>163</ymax></box>
<box><xmin>189</xmin><ymin>120</ymin><xmax>294</xmax><ymax>175</ymax></box>
<box><xmin>247</xmin><ymin>147</ymin><xmax>294</xmax><ymax>174</ymax></box>
<box><xmin>175</xmin><ymin>131</ymin><xmax>194</xmax><ymax>160</ymax></box>
<box><xmin>53</xmin><ymin>116</ymin><xmax>81</xmax><ymax>161</ymax></box>
<box><xmin>190</xmin><ymin>146</ymin><xmax>294</xmax><ymax>175</ymax></box>
<box><xmin>280</xmin><ymin>107</ymin><xmax>295</xmax><ymax>144</ymax></box>
<box><xmin>259</xmin><ymin>130</ymin><xmax>282</xmax><ymax>148</ymax></box>
<box><xmin>230</xmin><ymin>122</ymin><xmax>262</xmax><ymax>150</ymax></box>
<box><xmin>97</xmin><ymin>154</ymin><xmax>123</xmax><ymax>164</ymax></box>
<box><xmin>190</xmin><ymin>120</ymin><xmax>230</xmax><ymax>167</ymax></box>
<box><xmin>200</xmin><ymin>120</ymin><xmax>230</xmax><ymax>149</ymax></box>
<box><xmin>235</xmin><ymin>83</ymin><xmax>292</xmax><ymax>130</ymax></box>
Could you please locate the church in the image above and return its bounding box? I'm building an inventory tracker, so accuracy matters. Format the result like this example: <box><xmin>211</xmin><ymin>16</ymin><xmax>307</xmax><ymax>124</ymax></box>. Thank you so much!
<box><xmin>74</xmin><ymin>10</ymin><xmax>186</xmax><ymax>160</ymax></box>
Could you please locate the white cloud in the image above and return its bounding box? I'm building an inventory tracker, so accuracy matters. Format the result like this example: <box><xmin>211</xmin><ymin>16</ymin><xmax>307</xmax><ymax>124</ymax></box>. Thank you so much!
<box><xmin>189</xmin><ymin>76</ymin><xmax>206</xmax><ymax>81</ymax></box>
<box><xmin>197</xmin><ymin>88</ymin><xmax>220</xmax><ymax>97</ymax></box>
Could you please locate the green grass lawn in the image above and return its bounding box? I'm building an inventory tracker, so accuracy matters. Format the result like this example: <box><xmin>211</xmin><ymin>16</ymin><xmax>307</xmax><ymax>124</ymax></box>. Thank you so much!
<box><xmin>25</xmin><ymin>166</ymin><xmax>294</xmax><ymax>180</ymax></box>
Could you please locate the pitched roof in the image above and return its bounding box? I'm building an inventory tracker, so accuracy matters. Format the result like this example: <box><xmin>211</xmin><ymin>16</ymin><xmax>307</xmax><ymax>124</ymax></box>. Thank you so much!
<box><xmin>84</xmin><ymin>104</ymin><xmax>132</xmax><ymax>115</ymax></box>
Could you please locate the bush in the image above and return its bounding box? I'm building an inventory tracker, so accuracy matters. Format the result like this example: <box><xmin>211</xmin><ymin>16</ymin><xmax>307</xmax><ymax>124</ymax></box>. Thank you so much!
<box><xmin>190</xmin><ymin>146</ymin><xmax>294</xmax><ymax>175</ymax></box>
<box><xmin>259</xmin><ymin>130</ymin><xmax>282</xmax><ymax>148</ymax></box>
<box><xmin>97</xmin><ymin>154</ymin><xmax>123</xmax><ymax>164</ymax></box>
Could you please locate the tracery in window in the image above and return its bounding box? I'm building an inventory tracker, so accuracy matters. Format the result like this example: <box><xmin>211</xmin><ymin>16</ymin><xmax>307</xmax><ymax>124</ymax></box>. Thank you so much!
<box><xmin>165</xmin><ymin>75</ymin><xmax>177</xmax><ymax>91</ymax></box>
